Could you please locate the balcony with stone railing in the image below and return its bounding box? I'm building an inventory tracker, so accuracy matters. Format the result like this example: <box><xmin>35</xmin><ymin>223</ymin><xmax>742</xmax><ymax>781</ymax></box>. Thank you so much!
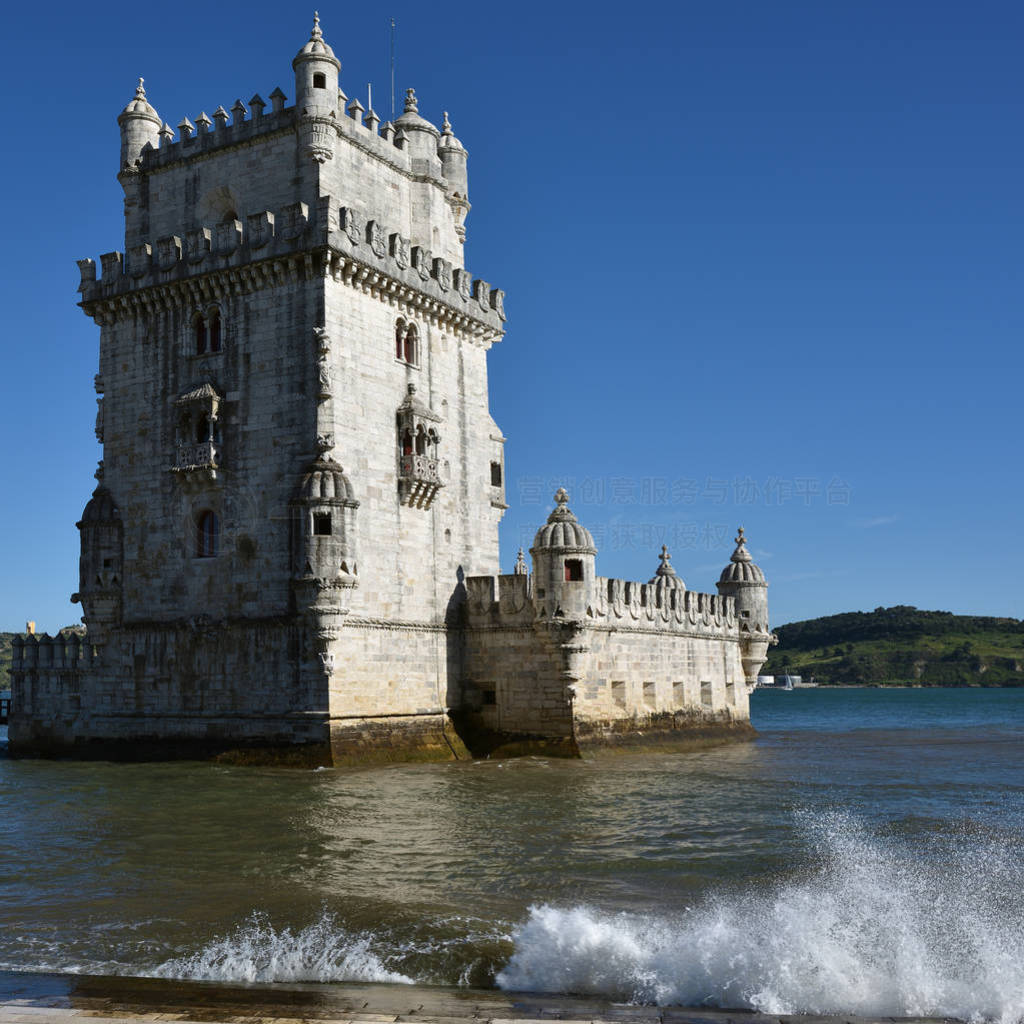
<box><xmin>172</xmin><ymin>440</ymin><xmax>221</xmax><ymax>481</ymax></box>
<box><xmin>398</xmin><ymin>454</ymin><xmax>443</xmax><ymax>509</ymax></box>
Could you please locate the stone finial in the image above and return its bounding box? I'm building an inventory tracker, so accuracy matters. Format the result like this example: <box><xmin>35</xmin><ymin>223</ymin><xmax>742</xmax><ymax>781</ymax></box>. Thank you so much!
<box><xmin>249</xmin><ymin>93</ymin><xmax>266</xmax><ymax>118</ymax></box>
<box><xmin>655</xmin><ymin>544</ymin><xmax>677</xmax><ymax>577</ymax></box>
<box><xmin>134</xmin><ymin>77</ymin><xmax>146</xmax><ymax>100</ymax></box>
<box><xmin>731</xmin><ymin>527</ymin><xmax>752</xmax><ymax>562</ymax></box>
<box><xmin>554</xmin><ymin>487</ymin><xmax>569</xmax><ymax>509</ymax></box>
<box><xmin>365</xmin><ymin>108</ymin><xmax>380</xmax><ymax>134</ymax></box>
<box><xmin>404</xmin><ymin>88</ymin><xmax>418</xmax><ymax>114</ymax></box>
<box><xmin>269</xmin><ymin>87</ymin><xmax>287</xmax><ymax>113</ymax></box>
<box><xmin>195</xmin><ymin>111</ymin><xmax>212</xmax><ymax>134</ymax></box>
<box><xmin>310</xmin><ymin>10</ymin><xmax>323</xmax><ymax>41</ymax></box>
<box><xmin>514</xmin><ymin>548</ymin><xmax>528</xmax><ymax>575</ymax></box>
<box><xmin>158</xmin><ymin>122</ymin><xmax>174</xmax><ymax>146</ymax></box>
<box><xmin>347</xmin><ymin>98</ymin><xmax>364</xmax><ymax>121</ymax></box>
<box><xmin>213</xmin><ymin>105</ymin><xmax>229</xmax><ymax>130</ymax></box>
<box><xmin>230</xmin><ymin>99</ymin><xmax>247</xmax><ymax>123</ymax></box>
<box><xmin>441</xmin><ymin>110</ymin><xmax>451</xmax><ymax>134</ymax></box>
<box><xmin>177</xmin><ymin>116</ymin><xmax>195</xmax><ymax>139</ymax></box>
<box><xmin>381</xmin><ymin>121</ymin><xmax>394</xmax><ymax>142</ymax></box>
<box><xmin>393</xmin><ymin>127</ymin><xmax>407</xmax><ymax>150</ymax></box>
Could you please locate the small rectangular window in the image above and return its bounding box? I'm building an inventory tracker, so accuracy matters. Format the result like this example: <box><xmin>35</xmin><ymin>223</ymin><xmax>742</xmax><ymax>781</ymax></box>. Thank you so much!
<box><xmin>313</xmin><ymin>513</ymin><xmax>332</xmax><ymax>536</ymax></box>
<box><xmin>611</xmin><ymin>680</ymin><xmax>626</xmax><ymax>708</ymax></box>
<box><xmin>564</xmin><ymin>559</ymin><xmax>583</xmax><ymax>581</ymax></box>
<box><xmin>490</xmin><ymin>461</ymin><xmax>503</xmax><ymax>486</ymax></box>
<box><xmin>643</xmin><ymin>680</ymin><xmax>656</xmax><ymax>708</ymax></box>
<box><xmin>313</xmin><ymin>72</ymin><xmax>326</xmax><ymax>89</ymax></box>
<box><xmin>700</xmin><ymin>681</ymin><xmax>712</xmax><ymax>707</ymax></box>
<box><xmin>481</xmin><ymin>687</ymin><xmax>496</xmax><ymax>706</ymax></box>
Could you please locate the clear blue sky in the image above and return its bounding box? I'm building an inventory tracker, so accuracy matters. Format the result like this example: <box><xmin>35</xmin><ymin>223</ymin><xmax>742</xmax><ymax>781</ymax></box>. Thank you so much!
<box><xmin>1</xmin><ymin>1</ymin><xmax>1021</xmax><ymax>632</ymax></box>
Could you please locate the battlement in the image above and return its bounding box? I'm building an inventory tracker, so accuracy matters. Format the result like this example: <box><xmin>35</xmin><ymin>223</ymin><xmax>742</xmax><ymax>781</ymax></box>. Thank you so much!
<box><xmin>77</xmin><ymin>195</ymin><xmax>505</xmax><ymax>336</ymax></box>
<box><xmin>133</xmin><ymin>91</ymin><xmax>425</xmax><ymax>181</ymax></box>
<box><xmin>11</xmin><ymin>632</ymin><xmax>97</xmax><ymax>671</ymax></box>
<box><xmin>465</xmin><ymin>574</ymin><xmax>737</xmax><ymax>635</ymax></box>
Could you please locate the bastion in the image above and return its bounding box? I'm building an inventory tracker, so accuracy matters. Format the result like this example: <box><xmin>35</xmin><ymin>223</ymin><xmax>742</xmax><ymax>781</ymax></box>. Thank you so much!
<box><xmin>8</xmin><ymin>16</ymin><xmax>776</xmax><ymax>764</ymax></box>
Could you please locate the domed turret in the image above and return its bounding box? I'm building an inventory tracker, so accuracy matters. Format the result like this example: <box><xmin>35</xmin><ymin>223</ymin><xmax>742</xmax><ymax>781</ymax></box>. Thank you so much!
<box><xmin>72</xmin><ymin>486</ymin><xmax>124</xmax><ymax>643</ymax></box>
<box><xmin>716</xmin><ymin>527</ymin><xmax>772</xmax><ymax>684</ymax></box>
<box><xmin>293</xmin><ymin>12</ymin><xmax>341</xmax><ymax>116</ymax></box>
<box><xmin>291</xmin><ymin>457</ymin><xmax>359</xmax><ymax>584</ymax></box>
<box><xmin>117</xmin><ymin>78</ymin><xmax>161</xmax><ymax>170</ymax></box>
<box><xmin>530</xmin><ymin>488</ymin><xmax>597</xmax><ymax>620</ymax></box>
<box><xmin>395</xmin><ymin>89</ymin><xmax>442</xmax><ymax>175</ymax></box>
<box><xmin>438</xmin><ymin>111</ymin><xmax>468</xmax><ymax>196</ymax></box>
<box><xmin>648</xmin><ymin>545</ymin><xmax>685</xmax><ymax>605</ymax></box>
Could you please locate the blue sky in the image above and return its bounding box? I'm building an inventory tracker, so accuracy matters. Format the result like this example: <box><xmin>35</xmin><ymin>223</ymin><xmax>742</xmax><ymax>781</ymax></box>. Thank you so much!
<box><xmin>1</xmin><ymin>1</ymin><xmax>1021</xmax><ymax>632</ymax></box>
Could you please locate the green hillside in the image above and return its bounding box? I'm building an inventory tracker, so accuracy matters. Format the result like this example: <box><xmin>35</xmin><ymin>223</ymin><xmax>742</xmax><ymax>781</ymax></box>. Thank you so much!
<box><xmin>762</xmin><ymin>605</ymin><xmax>1024</xmax><ymax>685</ymax></box>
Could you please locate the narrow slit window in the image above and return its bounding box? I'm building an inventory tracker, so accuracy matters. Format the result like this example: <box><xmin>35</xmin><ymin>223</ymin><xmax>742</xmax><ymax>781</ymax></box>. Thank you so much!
<box><xmin>196</xmin><ymin>510</ymin><xmax>219</xmax><ymax>558</ymax></box>
<box><xmin>490</xmin><ymin>461</ymin><xmax>502</xmax><ymax>486</ymax></box>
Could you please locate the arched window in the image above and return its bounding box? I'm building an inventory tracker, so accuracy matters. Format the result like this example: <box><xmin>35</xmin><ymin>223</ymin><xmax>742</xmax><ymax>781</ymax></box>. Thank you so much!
<box><xmin>404</xmin><ymin>324</ymin><xmax>418</xmax><ymax>365</ymax></box>
<box><xmin>194</xmin><ymin>315</ymin><xmax>207</xmax><ymax>355</ymax></box>
<box><xmin>415</xmin><ymin>426</ymin><xmax>427</xmax><ymax>455</ymax></box>
<box><xmin>395</xmin><ymin>320</ymin><xmax>406</xmax><ymax>360</ymax></box>
<box><xmin>208</xmin><ymin>309</ymin><xmax>221</xmax><ymax>352</ymax></box>
<box><xmin>196</xmin><ymin>510</ymin><xmax>219</xmax><ymax>558</ymax></box>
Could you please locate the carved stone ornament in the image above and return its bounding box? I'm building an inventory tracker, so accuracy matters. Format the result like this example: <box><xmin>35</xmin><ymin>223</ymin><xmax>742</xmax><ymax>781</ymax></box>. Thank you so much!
<box><xmin>412</xmin><ymin>246</ymin><xmax>431</xmax><ymax>281</ymax></box>
<box><xmin>313</xmin><ymin>326</ymin><xmax>330</xmax><ymax>356</ymax></box>
<box><xmin>247</xmin><ymin>211</ymin><xmax>274</xmax><ymax>249</ymax></box>
<box><xmin>367</xmin><ymin>220</ymin><xmax>387</xmax><ymax>258</ymax></box>
<box><xmin>491</xmin><ymin>288</ymin><xmax>506</xmax><ymax>321</ymax></box>
<box><xmin>317</xmin><ymin>356</ymin><xmax>331</xmax><ymax>400</ymax></box>
<box><xmin>341</xmin><ymin>207</ymin><xmax>362</xmax><ymax>245</ymax></box>
<box><xmin>433</xmin><ymin>258</ymin><xmax>451</xmax><ymax>292</ymax></box>
<box><xmin>95</xmin><ymin>398</ymin><xmax>104</xmax><ymax>443</ymax></box>
<box><xmin>156</xmin><ymin>236</ymin><xmax>182</xmax><ymax>270</ymax></box>
<box><xmin>454</xmin><ymin>268</ymin><xmax>472</xmax><ymax>301</ymax></box>
<box><xmin>316</xmin><ymin>432</ymin><xmax>334</xmax><ymax>453</ymax></box>
<box><xmin>474</xmin><ymin>279</ymin><xmax>490</xmax><ymax>311</ymax></box>
<box><xmin>390</xmin><ymin>233</ymin><xmax>410</xmax><ymax>270</ymax></box>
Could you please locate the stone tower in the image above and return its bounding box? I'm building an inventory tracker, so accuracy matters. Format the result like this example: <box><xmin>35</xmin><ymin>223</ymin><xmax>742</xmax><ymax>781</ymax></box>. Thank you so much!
<box><xmin>10</xmin><ymin>15</ymin><xmax>507</xmax><ymax>762</ymax></box>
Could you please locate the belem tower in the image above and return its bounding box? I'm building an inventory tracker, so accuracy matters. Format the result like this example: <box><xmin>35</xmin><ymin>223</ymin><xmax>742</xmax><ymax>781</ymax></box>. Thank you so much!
<box><xmin>9</xmin><ymin>16</ymin><xmax>776</xmax><ymax>764</ymax></box>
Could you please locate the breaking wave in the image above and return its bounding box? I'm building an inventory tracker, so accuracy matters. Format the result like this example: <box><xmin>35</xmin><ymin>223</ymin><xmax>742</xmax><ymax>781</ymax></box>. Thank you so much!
<box><xmin>153</xmin><ymin>913</ymin><xmax>414</xmax><ymax>985</ymax></box>
<box><xmin>497</xmin><ymin>813</ymin><xmax>1024</xmax><ymax>1023</ymax></box>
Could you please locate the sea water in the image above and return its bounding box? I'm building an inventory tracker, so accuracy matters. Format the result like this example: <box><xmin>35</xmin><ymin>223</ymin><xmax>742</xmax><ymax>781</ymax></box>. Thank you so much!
<box><xmin>0</xmin><ymin>688</ymin><xmax>1022</xmax><ymax>1021</ymax></box>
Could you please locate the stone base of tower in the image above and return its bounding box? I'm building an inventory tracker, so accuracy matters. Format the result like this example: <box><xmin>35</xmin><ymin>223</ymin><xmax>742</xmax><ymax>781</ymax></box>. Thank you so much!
<box><xmin>328</xmin><ymin>714</ymin><xmax>471</xmax><ymax>765</ymax></box>
<box><xmin>572</xmin><ymin>710</ymin><xmax>756</xmax><ymax>755</ymax></box>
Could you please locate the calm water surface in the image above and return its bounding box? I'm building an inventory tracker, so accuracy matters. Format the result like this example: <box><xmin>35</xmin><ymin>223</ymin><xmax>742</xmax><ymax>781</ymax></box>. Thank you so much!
<box><xmin>0</xmin><ymin>688</ymin><xmax>1022</xmax><ymax>1021</ymax></box>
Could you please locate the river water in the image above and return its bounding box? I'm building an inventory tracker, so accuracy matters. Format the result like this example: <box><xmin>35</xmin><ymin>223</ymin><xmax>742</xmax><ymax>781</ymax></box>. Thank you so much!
<box><xmin>0</xmin><ymin>688</ymin><xmax>1022</xmax><ymax>1021</ymax></box>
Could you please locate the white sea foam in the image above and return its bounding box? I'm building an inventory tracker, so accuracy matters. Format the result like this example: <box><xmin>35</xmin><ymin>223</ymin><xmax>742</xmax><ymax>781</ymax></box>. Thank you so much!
<box><xmin>153</xmin><ymin>912</ymin><xmax>413</xmax><ymax>985</ymax></box>
<box><xmin>496</xmin><ymin>813</ymin><xmax>1024</xmax><ymax>1023</ymax></box>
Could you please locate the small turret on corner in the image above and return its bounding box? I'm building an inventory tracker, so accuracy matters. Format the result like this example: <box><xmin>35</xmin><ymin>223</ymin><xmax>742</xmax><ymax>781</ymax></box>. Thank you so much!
<box><xmin>71</xmin><ymin>483</ymin><xmax>124</xmax><ymax>645</ymax></box>
<box><xmin>395</xmin><ymin>89</ymin><xmax>442</xmax><ymax>177</ymax></box>
<box><xmin>530</xmin><ymin>488</ymin><xmax>597</xmax><ymax>621</ymax></box>
<box><xmin>293</xmin><ymin>12</ymin><xmax>341</xmax><ymax>161</ymax></box>
<box><xmin>716</xmin><ymin>527</ymin><xmax>775</xmax><ymax>685</ymax></box>
<box><xmin>117</xmin><ymin>78</ymin><xmax>161</xmax><ymax>171</ymax></box>
<box><xmin>438</xmin><ymin>112</ymin><xmax>470</xmax><ymax>241</ymax></box>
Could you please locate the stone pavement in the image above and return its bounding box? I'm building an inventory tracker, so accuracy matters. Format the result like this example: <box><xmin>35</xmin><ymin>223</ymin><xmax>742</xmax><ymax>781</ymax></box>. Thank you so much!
<box><xmin>0</xmin><ymin>971</ymin><xmax>963</xmax><ymax>1024</ymax></box>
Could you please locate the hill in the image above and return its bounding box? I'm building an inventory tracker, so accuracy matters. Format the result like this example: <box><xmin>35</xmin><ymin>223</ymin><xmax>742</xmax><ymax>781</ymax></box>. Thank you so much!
<box><xmin>761</xmin><ymin>605</ymin><xmax>1024</xmax><ymax>685</ymax></box>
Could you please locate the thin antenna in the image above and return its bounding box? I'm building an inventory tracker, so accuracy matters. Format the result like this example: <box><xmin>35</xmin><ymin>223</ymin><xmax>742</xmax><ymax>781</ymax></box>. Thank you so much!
<box><xmin>368</xmin><ymin>83</ymin><xmax>372</xmax><ymax>114</ymax></box>
<box><xmin>390</xmin><ymin>17</ymin><xmax>396</xmax><ymax>119</ymax></box>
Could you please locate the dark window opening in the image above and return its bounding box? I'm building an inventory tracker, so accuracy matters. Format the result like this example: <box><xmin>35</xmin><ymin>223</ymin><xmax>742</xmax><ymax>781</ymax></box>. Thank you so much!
<box><xmin>490</xmin><ymin>461</ymin><xmax>502</xmax><ymax>487</ymax></box>
<box><xmin>401</xmin><ymin>430</ymin><xmax>413</xmax><ymax>456</ymax></box>
<box><xmin>313</xmin><ymin>513</ymin><xmax>332</xmax><ymax>536</ymax></box>
<box><xmin>404</xmin><ymin>326</ymin><xmax>417</xmax><ymax>364</ymax></box>
<box><xmin>196</xmin><ymin>415</ymin><xmax>210</xmax><ymax>443</ymax></box>
<box><xmin>208</xmin><ymin>311</ymin><xmax>221</xmax><ymax>352</ymax></box>
<box><xmin>564</xmin><ymin>559</ymin><xmax>583</xmax><ymax>582</ymax></box>
<box><xmin>415</xmin><ymin>427</ymin><xmax>427</xmax><ymax>455</ymax></box>
<box><xmin>194</xmin><ymin>317</ymin><xmax>207</xmax><ymax>355</ymax></box>
<box><xmin>395</xmin><ymin>322</ymin><xmax>405</xmax><ymax>359</ymax></box>
<box><xmin>481</xmin><ymin>688</ymin><xmax>496</xmax><ymax>706</ymax></box>
<box><xmin>103</xmin><ymin>558</ymin><xmax>113</xmax><ymax>568</ymax></box>
<box><xmin>196</xmin><ymin>510</ymin><xmax>219</xmax><ymax>558</ymax></box>
<box><xmin>313</xmin><ymin>72</ymin><xmax>326</xmax><ymax>89</ymax></box>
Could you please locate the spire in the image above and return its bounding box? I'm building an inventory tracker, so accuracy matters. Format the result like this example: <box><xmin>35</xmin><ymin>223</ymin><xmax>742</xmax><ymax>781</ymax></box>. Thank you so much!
<box><xmin>655</xmin><ymin>545</ymin><xmax>677</xmax><ymax>577</ymax></box>
<box><xmin>730</xmin><ymin>527</ymin><xmax>752</xmax><ymax>563</ymax></box>
<box><xmin>441</xmin><ymin>111</ymin><xmax>451</xmax><ymax>133</ymax></box>
<box><xmin>310</xmin><ymin>10</ymin><xmax>322</xmax><ymax>42</ymax></box>
<box><xmin>514</xmin><ymin>549</ymin><xmax>528</xmax><ymax>575</ymax></box>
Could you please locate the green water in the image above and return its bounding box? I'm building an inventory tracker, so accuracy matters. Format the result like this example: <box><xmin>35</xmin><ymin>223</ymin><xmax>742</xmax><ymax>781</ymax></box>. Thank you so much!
<box><xmin>0</xmin><ymin>688</ymin><xmax>1022</xmax><ymax>1020</ymax></box>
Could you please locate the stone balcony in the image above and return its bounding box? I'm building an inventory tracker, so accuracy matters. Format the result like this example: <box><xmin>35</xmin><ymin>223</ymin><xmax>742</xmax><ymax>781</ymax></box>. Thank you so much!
<box><xmin>172</xmin><ymin>440</ymin><xmax>221</xmax><ymax>482</ymax></box>
<box><xmin>398</xmin><ymin>454</ymin><xmax>443</xmax><ymax>509</ymax></box>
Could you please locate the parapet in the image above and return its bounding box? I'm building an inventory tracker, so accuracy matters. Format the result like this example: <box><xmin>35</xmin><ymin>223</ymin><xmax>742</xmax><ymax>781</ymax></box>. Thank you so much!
<box><xmin>11</xmin><ymin>632</ymin><xmax>96</xmax><ymax>672</ymax></box>
<box><xmin>77</xmin><ymin>195</ymin><xmax>506</xmax><ymax>340</ymax></box>
<box><xmin>465</xmin><ymin>573</ymin><xmax>736</xmax><ymax>635</ymax></box>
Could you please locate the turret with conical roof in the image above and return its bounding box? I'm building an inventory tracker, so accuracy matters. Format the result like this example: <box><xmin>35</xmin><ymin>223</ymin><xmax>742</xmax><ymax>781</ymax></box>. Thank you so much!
<box><xmin>293</xmin><ymin>12</ymin><xmax>341</xmax><ymax>161</ymax></box>
<box><xmin>118</xmin><ymin>78</ymin><xmax>161</xmax><ymax>171</ymax></box>
<box><xmin>716</xmin><ymin>527</ymin><xmax>773</xmax><ymax>684</ymax></box>
<box><xmin>530</xmin><ymin>488</ymin><xmax>597</xmax><ymax>620</ymax></box>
